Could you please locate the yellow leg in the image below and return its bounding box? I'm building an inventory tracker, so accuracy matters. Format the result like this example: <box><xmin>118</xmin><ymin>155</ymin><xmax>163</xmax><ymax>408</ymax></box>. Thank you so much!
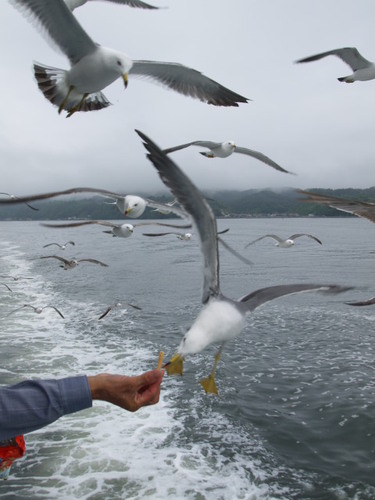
<box><xmin>58</xmin><ymin>86</ymin><xmax>74</xmax><ymax>114</ymax></box>
<box><xmin>66</xmin><ymin>93</ymin><xmax>89</xmax><ymax>118</ymax></box>
<box><xmin>164</xmin><ymin>353</ymin><xmax>184</xmax><ymax>376</ymax></box>
<box><xmin>200</xmin><ymin>346</ymin><xmax>223</xmax><ymax>395</ymax></box>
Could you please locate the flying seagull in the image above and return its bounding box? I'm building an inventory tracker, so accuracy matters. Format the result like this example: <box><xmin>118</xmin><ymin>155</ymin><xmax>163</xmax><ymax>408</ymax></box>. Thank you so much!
<box><xmin>0</xmin><ymin>192</ymin><xmax>38</xmax><ymax>211</ymax></box>
<box><xmin>43</xmin><ymin>241</ymin><xmax>75</xmax><ymax>249</ymax></box>
<box><xmin>39</xmin><ymin>255</ymin><xmax>108</xmax><ymax>269</ymax></box>
<box><xmin>11</xmin><ymin>0</ymin><xmax>248</xmax><ymax>116</ymax></box>
<box><xmin>297</xmin><ymin>189</ymin><xmax>375</xmax><ymax>224</ymax></box>
<box><xmin>42</xmin><ymin>220</ymin><xmax>192</xmax><ymax>237</ymax></box>
<box><xmin>7</xmin><ymin>304</ymin><xmax>65</xmax><ymax>318</ymax></box>
<box><xmin>143</xmin><ymin>231</ymin><xmax>193</xmax><ymax>240</ymax></box>
<box><xmin>163</xmin><ymin>140</ymin><xmax>292</xmax><ymax>174</ymax></box>
<box><xmin>245</xmin><ymin>233</ymin><xmax>322</xmax><ymax>249</ymax></box>
<box><xmin>135</xmin><ymin>129</ymin><xmax>351</xmax><ymax>394</ymax></box>
<box><xmin>295</xmin><ymin>47</ymin><xmax>375</xmax><ymax>83</ymax></box>
<box><xmin>65</xmin><ymin>0</ymin><xmax>159</xmax><ymax>11</ymax></box>
<box><xmin>0</xmin><ymin>186</ymin><xmax>187</xmax><ymax>219</ymax></box>
<box><xmin>0</xmin><ymin>275</ymin><xmax>34</xmax><ymax>281</ymax></box>
<box><xmin>345</xmin><ymin>297</ymin><xmax>375</xmax><ymax>307</ymax></box>
<box><xmin>98</xmin><ymin>301</ymin><xmax>142</xmax><ymax>320</ymax></box>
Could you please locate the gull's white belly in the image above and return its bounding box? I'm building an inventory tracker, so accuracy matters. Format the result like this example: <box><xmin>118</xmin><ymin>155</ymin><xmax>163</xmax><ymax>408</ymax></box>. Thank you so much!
<box><xmin>353</xmin><ymin>66</ymin><xmax>375</xmax><ymax>81</ymax></box>
<box><xmin>179</xmin><ymin>299</ymin><xmax>245</xmax><ymax>355</ymax></box>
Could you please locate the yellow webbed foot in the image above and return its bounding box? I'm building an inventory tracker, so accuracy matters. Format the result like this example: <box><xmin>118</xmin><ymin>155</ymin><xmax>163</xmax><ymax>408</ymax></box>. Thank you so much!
<box><xmin>200</xmin><ymin>375</ymin><xmax>218</xmax><ymax>395</ymax></box>
<box><xmin>164</xmin><ymin>354</ymin><xmax>184</xmax><ymax>376</ymax></box>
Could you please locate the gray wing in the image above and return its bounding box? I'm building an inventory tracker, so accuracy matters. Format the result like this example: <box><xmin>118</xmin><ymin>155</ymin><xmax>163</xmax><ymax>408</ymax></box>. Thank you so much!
<box><xmin>43</xmin><ymin>243</ymin><xmax>61</xmax><ymax>248</ymax></box>
<box><xmin>0</xmin><ymin>283</ymin><xmax>13</xmax><ymax>292</ymax></box>
<box><xmin>0</xmin><ymin>187</ymin><xmax>126</xmax><ymax>205</ymax></box>
<box><xmin>134</xmin><ymin>221</ymin><xmax>192</xmax><ymax>229</ymax></box>
<box><xmin>142</xmin><ymin>232</ymin><xmax>180</xmax><ymax>237</ymax></box>
<box><xmin>42</xmin><ymin>220</ymin><xmax>116</xmax><ymax>229</ymax></box>
<box><xmin>40</xmin><ymin>255</ymin><xmax>69</xmax><ymax>264</ymax></box>
<box><xmin>130</xmin><ymin>61</ymin><xmax>249</xmax><ymax>107</ymax></box>
<box><xmin>78</xmin><ymin>258</ymin><xmax>108</xmax><ymax>267</ymax></box>
<box><xmin>7</xmin><ymin>305</ymin><xmax>31</xmax><ymax>316</ymax></box>
<box><xmin>163</xmin><ymin>141</ymin><xmax>220</xmax><ymax>154</ymax></box>
<box><xmin>245</xmin><ymin>234</ymin><xmax>283</xmax><ymax>248</ymax></box>
<box><xmin>10</xmin><ymin>0</ymin><xmax>97</xmax><ymax>64</ymax></box>
<box><xmin>0</xmin><ymin>192</ymin><xmax>39</xmax><ymax>210</ymax></box>
<box><xmin>295</xmin><ymin>47</ymin><xmax>372</xmax><ymax>71</ymax></box>
<box><xmin>68</xmin><ymin>0</ymin><xmax>159</xmax><ymax>9</ymax></box>
<box><xmin>289</xmin><ymin>233</ymin><xmax>322</xmax><ymax>245</ymax></box>
<box><xmin>145</xmin><ymin>198</ymin><xmax>189</xmax><ymax>219</ymax></box>
<box><xmin>65</xmin><ymin>241</ymin><xmax>75</xmax><ymax>246</ymax></box>
<box><xmin>234</xmin><ymin>147</ymin><xmax>293</xmax><ymax>174</ymax></box>
<box><xmin>136</xmin><ymin>130</ymin><xmax>220</xmax><ymax>303</ymax></box>
<box><xmin>237</xmin><ymin>284</ymin><xmax>352</xmax><ymax>314</ymax></box>
<box><xmin>297</xmin><ymin>189</ymin><xmax>375</xmax><ymax>224</ymax></box>
<box><xmin>345</xmin><ymin>296</ymin><xmax>375</xmax><ymax>307</ymax></box>
<box><xmin>45</xmin><ymin>306</ymin><xmax>65</xmax><ymax>318</ymax></box>
<box><xmin>98</xmin><ymin>306</ymin><xmax>112</xmax><ymax>319</ymax></box>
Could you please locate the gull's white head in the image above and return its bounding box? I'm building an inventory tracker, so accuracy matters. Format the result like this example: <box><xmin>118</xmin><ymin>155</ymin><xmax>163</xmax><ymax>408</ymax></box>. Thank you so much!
<box><xmin>278</xmin><ymin>239</ymin><xmax>294</xmax><ymax>248</ymax></box>
<box><xmin>224</xmin><ymin>140</ymin><xmax>236</xmax><ymax>150</ymax></box>
<box><xmin>124</xmin><ymin>196</ymin><xmax>147</xmax><ymax>218</ymax></box>
<box><xmin>103</xmin><ymin>49</ymin><xmax>132</xmax><ymax>89</ymax></box>
<box><xmin>114</xmin><ymin>224</ymin><xmax>134</xmax><ymax>238</ymax></box>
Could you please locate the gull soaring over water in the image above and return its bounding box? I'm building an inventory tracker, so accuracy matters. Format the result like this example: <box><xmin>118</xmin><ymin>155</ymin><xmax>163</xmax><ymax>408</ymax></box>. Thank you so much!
<box><xmin>163</xmin><ymin>140</ymin><xmax>292</xmax><ymax>174</ymax></box>
<box><xmin>43</xmin><ymin>241</ymin><xmax>75</xmax><ymax>249</ymax></box>
<box><xmin>0</xmin><ymin>187</ymin><xmax>187</xmax><ymax>219</ymax></box>
<box><xmin>136</xmin><ymin>129</ymin><xmax>351</xmax><ymax>394</ymax></box>
<box><xmin>0</xmin><ymin>192</ymin><xmax>38</xmax><ymax>211</ymax></box>
<box><xmin>42</xmin><ymin>220</ymin><xmax>192</xmax><ymax>237</ymax></box>
<box><xmin>98</xmin><ymin>301</ymin><xmax>142</xmax><ymax>320</ymax></box>
<box><xmin>11</xmin><ymin>0</ymin><xmax>248</xmax><ymax>116</ymax></box>
<box><xmin>295</xmin><ymin>47</ymin><xmax>375</xmax><ymax>83</ymax></box>
<box><xmin>65</xmin><ymin>0</ymin><xmax>159</xmax><ymax>11</ymax></box>
<box><xmin>40</xmin><ymin>255</ymin><xmax>108</xmax><ymax>269</ymax></box>
<box><xmin>245</xmin><ymin>233</ymin><xmax>322</xmax><ymax>249</ymax></box>
<box><xmin>143</xmin><ymin>231</ymin><xmax>192</xmax><ymax>240</ymax></box>
<box><xmin>7</xmin><ymin>304</ymin><xmax>64</xmax><ymax>318</ymax></box>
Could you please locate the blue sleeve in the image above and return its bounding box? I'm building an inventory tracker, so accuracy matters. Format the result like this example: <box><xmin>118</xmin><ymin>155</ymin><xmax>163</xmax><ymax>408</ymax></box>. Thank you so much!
<box><xmin>0</xmin><ymin>376</ymin><xmax>93</xmax><ymax>440</ymax></box>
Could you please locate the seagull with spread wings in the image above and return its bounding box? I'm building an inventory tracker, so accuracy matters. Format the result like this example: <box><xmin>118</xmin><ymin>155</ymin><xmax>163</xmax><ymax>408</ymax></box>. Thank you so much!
<box><xmin>135</xmin><ymin>129</ymin><xmax>351</xmax><ymax>395</ymax></box>
<box><xmin>245</xmin><ymin>233</ymin><xmax>322</xmax><ymax>249</ymax></box>
<box><xmin>0</xmin><ymin>192</ymin><xmax>38</xmax><ymax>211</ymax></box>
<box><xmin>43</xmin><ymin>241</ymin><xmax>75</xmax><ymax>249</ymax></box>
<box><xmin>39</xmin><ymin>255</ymin><xmax>108</xmax><ymax>270</ymax></box>
<box><xmin>98</xmin><ymin>301</ymin><xmax>142</xmax><ymax>320</ymax></box>
<box><xmin>7</xmin><ymin>304</ymin><xmax>65</xmax><ymax>318</ymax></box>
<box><xmin>65</xmin><ymin>0</ymin><xmax>159</xmax><ymax>11</ymax></box>
<box><xmin>295</xmin><ymin>47</ymin><xmax>375</xmax><ymax>83</ymax></box>
<box><xmin>11</xmin><ymin>0</ymin><xmax>248</xmax><ymax>116</ymax></box>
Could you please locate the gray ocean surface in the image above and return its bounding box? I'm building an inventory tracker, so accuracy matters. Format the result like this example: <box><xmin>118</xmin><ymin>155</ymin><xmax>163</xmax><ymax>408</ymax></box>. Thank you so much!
<box><xmin>0</xmin><ymin>217</ymin><xmax>374</xmax><ymax>499</ymax></box>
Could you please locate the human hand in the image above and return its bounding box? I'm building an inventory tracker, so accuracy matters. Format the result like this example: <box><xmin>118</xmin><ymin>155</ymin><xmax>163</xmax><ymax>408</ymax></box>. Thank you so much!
<box><xmin>88</xmin><ymin>369</ymin><xmax>164</xmax><ymax>412</ymax></box>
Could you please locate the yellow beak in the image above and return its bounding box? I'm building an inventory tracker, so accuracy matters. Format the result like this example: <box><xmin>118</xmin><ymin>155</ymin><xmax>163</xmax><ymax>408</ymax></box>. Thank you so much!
<box><xmin>123</xmin><ymin>73</ymin><xmax>128</xmax><ymax>89</ymax></box>
<box><xmin>164</xmin><ymin>353</ymin><xmax>184</xmax><ymax>376</ymax></box>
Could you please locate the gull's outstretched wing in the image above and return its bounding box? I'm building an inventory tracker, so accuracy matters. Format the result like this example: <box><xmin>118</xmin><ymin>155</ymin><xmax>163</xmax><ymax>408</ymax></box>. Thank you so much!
<box><xmin>289</xmin><ymin>234</ymin><xmax>322</xmax><ymax>245</ymax></box>
<box><xmin>78</xmin><ymin>258</ymin><xmax>108</xmax><ymax>267</ymax></box>
<box><xmin>163</xmin><ymin>141</ymin><xmax>219</xmax><ymax>155</ymax></box>
<box><xmin>40</xmin><ymin>255</ymin><xmax>69</xmax><ymax>264</ymax></box>
<box><xmin>130</xmin><ymin>61</ymin><xmax>249</xmax><ymax>107</ymax></box>
<box><xmin>0</xmin><ymin>283</ymin><xmax>13</xmax><ymax>292</ymax></box>
<box><xmin>0</xmin><ymin>187</ymin><xmax>126</xmax><ymax>205</ymax></box>
<box><xmin>43</xmin><ymin>243</ymin><xmax>62</xmax><ymax>248</ymax></box>
<box><xmin>42</xmin><ymin>220</ymin><xmax>117</xmax><ymax>229</ymax></box>
<box><xmin>295</xmin><ymin>47</ymin><xmax>372</xmax><ymax>71</ymax></box>
<box><xmin>98</xmin><ymin>306</ymin><xmax>113</xmax><ymax>319</ymax></box>
<box><xmin>45</xmin><ymin>306</ymin><xmax>65</xmax><ymax>318</ymax></box>
<box><xmin>136</xmin><ymin>130</ymin><xmax>220</xmax><ymax>303</ymax></box>
<box><xmin>0</xmin><ymin>192</ymin><xmax>39</xmax><ymax>211</ymax></box>
<box><xmin>10</xmin><ymin>0</ymin><xmax>97</xmax><ymax>63</ymax></box>
<box><xmin>145</xmin><ymin>199</ymin><xmax>189</xmax><ymax>219</ymax></box>
<box><xmin>297</xmin><ymin>189</ymin><xmax>375</xmax><ymax>224</ymax></box>
<box><xmin>234</xmin><ymin>147</ymin><xmax>293</xmax><ymax>174</ymax></box>
<box><xmin>346</xmin><ymin>296</ymin><xmax>375</xmax><ymax>307</ymax></box>
<box><xmin>237</xmin><ymin>284</ymin><xmax>352</xmax><ymax>314</ymax></box>
<box><xmin>245</xmin><ymin>234</ymin><xmax>283</xmax><ymax>248</ymax></box>
<box><xmin>66</xmin><ymin>0</ymin><xmax>159</xmax><ymax>10</ymax></box>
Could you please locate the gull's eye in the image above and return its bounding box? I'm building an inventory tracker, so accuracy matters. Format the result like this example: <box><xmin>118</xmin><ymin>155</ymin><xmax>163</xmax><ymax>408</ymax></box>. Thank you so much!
<box><xmin>117</xmin><ymin>60</ymin><xmax>122</xmax><ymax>67</ymax></box>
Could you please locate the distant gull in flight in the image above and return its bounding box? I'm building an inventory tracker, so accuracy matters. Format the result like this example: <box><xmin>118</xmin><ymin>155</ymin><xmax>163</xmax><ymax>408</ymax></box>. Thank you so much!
<box><xmin>65</xmin><ymin>0</ymin><xmax>159</xmax><ymax>11</ymax></box>
<box><xmin>39</xmin><ymin>255</ymin><xmax>108</xmax><ymax>269</ymax></box>
<box><xmin>7</xmin><ymin>304</ymin><xmax>65</xmax><ymax>318</ymax></box>
<box><xmin>0</xmin><ymin>192</ymin><xmax>38</xmax><ymax>211</ymax></box>
<box><xmin>295</xmin><ymin>47</ymin><xmax>375</xmax><ymax>83</ymax></box>
<box><xmin>11</xmin><ymin>0</ymin><xmax>248</xmax><ymax>116</ymax></box>
<box><xmin>42</xmin><ymin>220</ymin><xmax>192</xmax><ymax>237</ymax></box>
<box><xmin>163</xmin><ymin>140</ymin><xmax>292</xmax><ymax>174</ymax></box>
<box><xmin>98</xmin><ymin>301</ymin><xmax>142</xmax><ymax>320</ymax></box>
<box><xmin>245</xmin><ymin>233</ymin><xmax>322</xmax><ymax>249</ymax></box>
<box><xmin>143</xmin><ymin>231</ymin><xmax>193</xmax><ymax>240</ymax></box>
<box><xmin>136</xmin><ymin>129</ymin><xmax>351</xmax><ymax>394</ymax></box>
<box><xmin>0</xmin><ymin>187</ymin><xmax>187</xmax><ymax>219</ymax></box>
<box><xmin>297</xmin><ymin>190</ymin><xmax>375</xmax><ymax>224</ymax></box>
<box><xmin>0</xmin><ymin>275</ymin><xmax>34</xmax><ymax>281</ymax></box>
<box><xmin>43</xmin><ymin>241</ymin><xmax>75</xmax><ymax>249</ymax></box>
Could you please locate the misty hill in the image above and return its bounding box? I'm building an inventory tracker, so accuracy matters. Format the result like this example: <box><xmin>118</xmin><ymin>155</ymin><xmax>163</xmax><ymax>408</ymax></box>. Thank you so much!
<box><xmin>1</xmin><ymin>187</ymin><xmax>374</xmax><ymax>221</ymax></box>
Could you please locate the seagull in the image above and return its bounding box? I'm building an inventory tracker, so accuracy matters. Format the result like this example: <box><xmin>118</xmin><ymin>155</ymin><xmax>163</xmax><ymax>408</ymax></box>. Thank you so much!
<box><xmin>297</xmin><ymin>189</ymin><xmax>375</xmax><ymax>224</ymax></box>
<box><xmin>295</xmin><ymin>47</ymin><xmax>375</xmax><ymax>83</ymax></box>
<box><xmin>98</xmin><ymin>301</ymin><xmax>142</xmax><ymax>320</ymax></box>
<box><xmin>163</xmin><ymin>140</ymin><xmax>292</xmax><ymax>174</ymax></box>
<box><xmin>135</xmin><ymin>129</ymin><xmax>352</xmax><ymax>394</ymax></box>
<box><xmin>346</xmin><ymin>297</ymin><xmax>375</xmax><ymax>307</ymax></box>
<box><xmin>245</xmin><ymin>233</ymin><xmax>322</xmax><ymax>249</ymax></box>
<box><xmin>143</xmin><ymin>231</ymin><xmax>192</xmax><ymax>240</ymax></box>
<box><xmin>43</xmin><ymin>241</ymin><xmax>75</xmax><ymax>249</ymax></box>
<box><xmin>39</xmin><ymin>255</ymin><xmax>108</xmax><ymax>269</ymax></box>
<box><xmin>0</xmin><ymin>275</ymin><xmax>34</xmax><ymax>281</ymax></box>
<box><xmin>7</xmin><ymin>304</ymin><xmax>64</xmax><ymax>318</ymax></box>
<box><xmin>152</xmin><ymin>199</ymin><xmax>178</xmax><ymax>215</ymax></box>
<box><xmin>0</xmin><ymin>192</ymin><xmax>38</xmax><ymax>211</ymax></box>
<box><xmin>41</xmin><ymin>220</ymin><xmax>192</xmax><ymax>237</ymax></box>
<box><xmin>0</xmin><ymin>283</ymin><xmax>13</xmax><ymax>292</ymax></box>
<box><xmin>0</xmin><ymin>186</ymin><xmax>187</xmax><ymax>219</ymax></box>
<box><xmin>11</xmin><ymin>0</ymin><xmax>248</xmax><ymax>116</ymax></box>
<box><xmin>65</xmin><ymin>0</ymin><xmax>159</xmax><ymax>11</ymax></box>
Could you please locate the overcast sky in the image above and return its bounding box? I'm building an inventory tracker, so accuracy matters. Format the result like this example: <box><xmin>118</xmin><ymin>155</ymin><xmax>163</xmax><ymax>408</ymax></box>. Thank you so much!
<box><xmin>1</xmin><ymin>0</ymin><xmax>375</xmax><ymax>197</ymax></box>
